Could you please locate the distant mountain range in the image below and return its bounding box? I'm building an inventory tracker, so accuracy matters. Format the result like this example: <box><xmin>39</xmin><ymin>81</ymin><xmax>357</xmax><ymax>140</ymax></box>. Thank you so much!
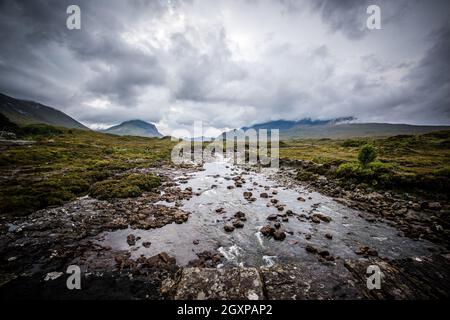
<box><xmin>102</xmin><ymin>120</ymin><xmax>163</xmax><ymax>138</ymax></box>
<box><xmin>0</xmin><ymin>93</ymin><xmax>88</xmax><ymax>130</ymax></box>
<box><xmin>228</xmin><ymin>117</ymin><xmax>450</xmax><ymax>139</ymax></box>
<box><xmin>241</xmin><ymin>117</ymin><xmax>355</xmax><ymax>131</ymax></box>
<box><xmin>1</xmin><ymin>92</ymin><xmax>449</xmax><ymax>140</ymax></box>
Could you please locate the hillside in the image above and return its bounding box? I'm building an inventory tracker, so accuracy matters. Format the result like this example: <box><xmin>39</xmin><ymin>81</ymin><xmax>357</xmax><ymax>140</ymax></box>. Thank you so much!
<box><xmin>224</xmin><ymin>118</ymin><xmax>450</xmax><ymax>139</ymax></box>
<box><xmin>283</xmin><ymin>123</ymin><xmax>450</xmax><ymax>139</ymax></box>
<box><xmin>0</xmin><ymin>93</ymin><xmax>88</xmax><ymax>130</ymax></box>
<box><xmin>103</xmin><ymin>120</ymin><xmax>163</xmax><ymax>138</ymax></box>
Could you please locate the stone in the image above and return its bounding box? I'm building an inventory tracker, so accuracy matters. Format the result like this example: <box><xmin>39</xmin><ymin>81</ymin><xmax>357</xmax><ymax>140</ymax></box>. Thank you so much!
<box><xmin>267</xmin><ymin>214</ymin><xmax>278</xmax><ymax>221</ymax></box>
<box><xmin>260</xmin><ymin>225</ymin><xmax>275</xmax><ymax>236</ymax></box>
<box><xmin>234</xmin><ymin>211</ymin><xmax>246</xmax><ymax>220</ymax></box>
<box><xmin>163</xmin><ymin>267</ymin><xmax>264</xmax><ymax>300</ymax></box>
<box><xmin>429</xmin><ymin>202</ymin><xmax>442</xmax><ymax>210</ymax></box>
<box><xmin>325</xmin><ymin>233</ymin><xmax>333</xmax><ymax>240</ymax></box>
<box><xmin>312</xmin><ymin>213</ymin><xmax>332</xmax><ymax>223</ymax></box>
<box><xmin>318</xmin><ymin>250</ymin><xmax>330</xmax><ymax>257</ymax></box>
<box><xmin>127</xmin><ymin>234</ymin><xmax>136</xmax><ymax>246</ymax></box>
<box><xmin>297</xmin><ymin>197</ymin><xmax>306</xmax><ymax>202</ymax></box>
<box><xmin>224</xmin><ymin>225</ymin><xmax>235</xmax><ymax>232</ymax></box>
<box><xmin>273</xmin><ymin>230</ymin><xmax>286</xmax><ymax>241</ymax></box>
<box><xmin>232</xmin><ymin>220</ymin><xmax>244</xmax><ymax>228</ymax></box>
<box><xmin>305</xmin><ymin>245</ymin><xmax>318</xmax><ymax>254</ymax></box>
<box><xmin>142</xmin><ymin>241</ymin><xmax>152</xmax><ymax>248</ymax></box>
<box><xmin>260</xmin><ymin>193</ymin><xmax>269</xmax><ymax>198</ymax></box>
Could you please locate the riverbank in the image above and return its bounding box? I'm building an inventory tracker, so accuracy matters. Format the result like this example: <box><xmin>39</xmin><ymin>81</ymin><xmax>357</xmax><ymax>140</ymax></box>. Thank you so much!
<box><xmin>1</xmin><ymin>156</ymin><xmax>448</xmax><ymax>299</ymax></box>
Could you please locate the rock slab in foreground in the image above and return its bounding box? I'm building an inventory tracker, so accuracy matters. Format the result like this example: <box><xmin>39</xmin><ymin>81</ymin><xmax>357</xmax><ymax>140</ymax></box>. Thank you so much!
<box><xmin>162</xmin><ymin>267</ymin><xmax>264</xmax><ymax>300</ymax></box>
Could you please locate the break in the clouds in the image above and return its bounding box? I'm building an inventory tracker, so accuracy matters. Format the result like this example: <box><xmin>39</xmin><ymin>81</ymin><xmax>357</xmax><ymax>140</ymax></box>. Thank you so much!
<box><xmin>0</xmin><ymin>0</ymin><xmax>449</xmax><ymax>135</ymax></box>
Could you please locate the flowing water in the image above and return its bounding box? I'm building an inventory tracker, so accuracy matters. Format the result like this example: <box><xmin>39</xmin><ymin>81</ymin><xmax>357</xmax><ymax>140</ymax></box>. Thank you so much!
<box><xmin>99</xmin><ymin>156</ymin><xmax>438</xmax><ymax>267</ymax></box>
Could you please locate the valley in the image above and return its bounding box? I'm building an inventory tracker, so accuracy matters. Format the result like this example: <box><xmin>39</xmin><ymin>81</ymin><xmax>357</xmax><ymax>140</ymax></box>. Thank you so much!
<box><xmin>0</xmin><ymin>123</ymin><xmax>449</xmax><ymax>299</ymax></box>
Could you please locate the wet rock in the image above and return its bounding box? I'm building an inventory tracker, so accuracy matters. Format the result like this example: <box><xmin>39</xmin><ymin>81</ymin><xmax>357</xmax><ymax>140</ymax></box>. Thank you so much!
<box><xmin>312</xmin><ymin>213</ymin><xmax>332</xmax><ymax>223</ymax></box>
<box><xmin>232</xmin><ymin>220</ymin><xmax>244</xmax><ymax>228</ymax></box>
<box><xmin>234</xmin><ymin>211</ymin><xmax>246</xmax><ymax>220</ymax></box>
<box><xmin>243</xmin><ymin>192</ymin><xmax>252</xmax><ymax>200</ymax></box>
<box><xmin>273</xmin><ymin>230</ymin><xmax>286</xmax><ymax>241</ymax></box>
<box><xmin>224</xmin><ymin>225</ymin><xmax>235</xmax><ymax>232</ymax></box>
<box><xmin>318</xmin><ymin>250</ymin><xmax>330</xmax><ymax>257</ymax></box>
<box><xmin>127</xmin><ymin>234</ymin><xmax>136</xmax><ymax>246</ymax></box>
<box><xmin>227</xmin><ymin>185</ymin><xmax>235</xmax><ymax>190</ymax></box>
<box><xmin>260</xmin><ymin>225</ymin><xmax>275</xmax><ymax>237</ymax></box>
<box><xmin>270</xmin><ymin>198</ymin><xmax>279</xmax><ymax>204</ymax></box>
<box><xmin>260</xmin><ymin>193</ymin><xmax>269</xmax><ymax>198</ymax></box>
<box><xmin>282</xmin><ymin>217</ymin><xmax>289</xmax><ymax>222</ymax></box>
<box><xmin>215</xmin><ymin>208</ymin><xmax>225</xmax><ymax>214</ymax></box>
<box><xmin>277</xmin><ymin>206</ymin><xmax>284</xmax><ymax>211</ymax></box>
<box><xmin>304</xmin><ymin>234</ymin><xmax>312</xmax><ymax>240</ymax></box>
<box><xmin>193</xmin><ymin>240</ymin><xmax>199</xmax><ymax>245</ymax></box>
<box><xmin>286</xmin><ymin>210</ymin><xmax>293</xmax><ymax>216</ymax></box>
<box><xmin>305</xmin><ymin>245</ymin><xmax>318</xmax><ymax>254</ymax></box>
<box><xmin>163</xmin><ymin>267</ymin><xmax>264</xmax><ymax>299</ymax></box>
<box><xmin>311</xmin><ymin>216</ymin><xmax>321</xmax><ymax>224</ymax></box>
<box><xmin>325</xmin><ymin>233</ymin><xmax>333</xmax><ymax>240</ymax></box>
<box><xmin>274</xmin><ymin>222</ymin><xmax>281</xmax><ymax>229</ymax></box>
<box><xmin>354</xmin><ymin>245</ymin><xmax>378</xmax><ymax>257</ymax></box>
<box><xmin>297</xmin><ymin>197</ymin><xmax>306</xmax><ymax>202</ymax></box>
<box><xmin>187</xmin><ymin>250</ymin><xmax>223</xmax><ymax>268</ymax></box>
<box><xmin>267</xmin><ymin>214</ymin><xmax>278</xmax><ymax>221</ymax></box>
<box><xmin>429</xmin><ymin>202</ymin><xmax>442</xmax><ymax>210</ymax></box>
<box><xmin>142</xmin><ymin>241</ymin><xmax>152</xmax><ymax>248</ymax></box>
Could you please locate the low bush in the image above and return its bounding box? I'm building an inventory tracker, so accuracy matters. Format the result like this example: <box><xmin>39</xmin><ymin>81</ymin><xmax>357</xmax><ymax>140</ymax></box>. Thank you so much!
<box><xmin>89</xmin><ymin>173</ymin><xmax>161</xmax><ymax>200</ymax></box>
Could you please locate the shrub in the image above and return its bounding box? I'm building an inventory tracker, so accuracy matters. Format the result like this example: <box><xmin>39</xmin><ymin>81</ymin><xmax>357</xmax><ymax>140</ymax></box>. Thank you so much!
<box><xmin>21</xmin><ymin>124</ymin><xmax>63</xmax><ymax>137</ymax></box>
<box><xmin>341</xmin><ymin>138</ymin><xmax>368</xmax><ymax>148</ymax></box>
<box><xmin>358</xmin><ymin>144</ymin><xmax>377</xmax><ymax>167</ymax></box>
<box><xmin>336</xmin><ymin>162</ymin><xmax>362</xmax><ymax>178</ymax></box>
<box><xmin>89</xmin><ymin>173</ymin><xmax>161</xmax><ymax>200</ymax></box>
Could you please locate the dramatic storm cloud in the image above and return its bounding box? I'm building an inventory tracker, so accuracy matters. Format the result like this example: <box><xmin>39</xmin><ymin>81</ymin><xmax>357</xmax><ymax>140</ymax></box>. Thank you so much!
<box><xmin>0</xmin><ymin>0</ymin><xmax>449</xmax><ymax>135</ymax></box>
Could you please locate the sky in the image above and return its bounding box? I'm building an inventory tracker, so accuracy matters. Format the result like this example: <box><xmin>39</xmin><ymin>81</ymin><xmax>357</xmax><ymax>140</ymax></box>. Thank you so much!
<box><xmin>0</xmin><ymin>0</ymin><xmax>449</xmax><ymax>136</ymax></box>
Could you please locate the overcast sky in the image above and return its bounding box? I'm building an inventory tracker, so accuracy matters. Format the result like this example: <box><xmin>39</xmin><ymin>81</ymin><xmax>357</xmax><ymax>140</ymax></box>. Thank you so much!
<box><xmin>0</xmin><ymin>0</ymin><xmax>449</xmax><ymax>135</ymax></box>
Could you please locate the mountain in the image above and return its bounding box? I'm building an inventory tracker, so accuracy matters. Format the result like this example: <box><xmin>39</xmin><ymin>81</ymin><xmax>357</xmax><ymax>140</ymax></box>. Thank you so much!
<box><xmin>0</xmin><ymin>93</ymin><xmax>88</xmax><ymax>130</ymax></box>
<box><xmin>241</xmin><ymin>117</ymin><xmax>355</xmax><ymax>131</ymax></box>
<box><xmin>282</xmin><ymin>122</ymin><xmax>450</xmax><ymax>139</ymax></box>
<box><xmin>102</xmin><ymin>120</ymin><xmax>163</xmax><ymax>138</ymax></box>
<box><xmin>223</xmin><ymin>117</ymin><xmax>450</xmax><ymax>139</ymax></box>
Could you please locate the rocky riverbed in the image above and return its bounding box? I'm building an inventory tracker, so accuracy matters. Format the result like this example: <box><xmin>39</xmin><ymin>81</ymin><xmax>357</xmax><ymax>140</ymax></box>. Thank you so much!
<box><xmin>0</xmin><ymin>157</ymin><xmax>449</xmax><ymax>299</ymax></box>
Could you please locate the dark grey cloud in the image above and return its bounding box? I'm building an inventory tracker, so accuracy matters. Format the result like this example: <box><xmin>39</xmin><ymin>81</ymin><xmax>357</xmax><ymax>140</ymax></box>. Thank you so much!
<box><xmin>0</xmin><ymin>0</ymin><xmax>449</xmax><ymax>133</ymax></box>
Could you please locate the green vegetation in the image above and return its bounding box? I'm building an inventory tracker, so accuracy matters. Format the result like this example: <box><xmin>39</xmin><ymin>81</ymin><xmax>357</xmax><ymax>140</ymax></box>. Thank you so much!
<box><xmin>0</xmin><ymin>122</ymin><xmax>175</xmax><ymax>217</ymax></box>
<box><xmin>90</xmin><ymin>173</ymin><xmax>161</xmax><ymax>200</ymax></box>
<box><xmin>280</xmin><ymin>131</ymin><xmax>450</xmax><ymax>194</ymax></box>
<box><xmin>358</xmin><ymin>144</ymin><xmax>377</xmax><ymax>167</ymax></box>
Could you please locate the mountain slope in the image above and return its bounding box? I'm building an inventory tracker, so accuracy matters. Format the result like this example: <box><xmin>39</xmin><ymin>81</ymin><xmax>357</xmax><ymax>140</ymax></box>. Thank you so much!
<box><xmin>103</xmin><ymin>120</ymin><xmax>163</xmax><ymax>138</ymax></box>
<box><xmin>242</xmin><ymin>117</ymin><xmax>355</xmax><ymax>131</ymax></box>
<box><xmin>283</xmin><ymin>123</ymin><xmax>450</xmax><ymax>139</ymax></box>
<box><xmin>0</xmin><ymin>93</ymin><xmax>88</xmax><ymax>130</ymax></box>
<box><xmin>222</xmin><ymin>118</ymin><xmax>450</xmax><ymax>139</ymax></box>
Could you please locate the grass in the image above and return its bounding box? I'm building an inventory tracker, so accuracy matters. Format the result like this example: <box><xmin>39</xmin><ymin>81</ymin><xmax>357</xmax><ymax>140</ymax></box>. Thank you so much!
<box><xmin>279</xmin><ymin>130</ymin><xmax>450</xmax><ymax>194</ymax></box>
<box><xmin>0</xmin><ymin>123</ymin><xmax>175</xmax><ymax>217</ymax></box>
